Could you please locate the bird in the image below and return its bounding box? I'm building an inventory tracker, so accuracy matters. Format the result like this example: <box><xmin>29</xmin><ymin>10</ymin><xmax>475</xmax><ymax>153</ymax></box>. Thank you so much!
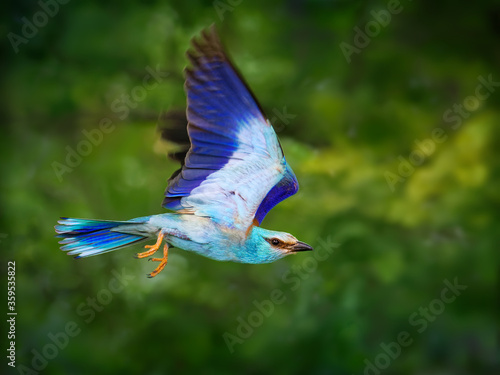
<box><xmin>55</xmin><ymin>25</ymin><xmax>312</xmax><ymax>278</ymax></box>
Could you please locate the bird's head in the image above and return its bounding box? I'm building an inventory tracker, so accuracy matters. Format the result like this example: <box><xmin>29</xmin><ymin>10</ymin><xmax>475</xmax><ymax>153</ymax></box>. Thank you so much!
<box><xmin>243</xmin><ymin>226</ymin><xmax>313</xmax><ymax>264</ymax></box>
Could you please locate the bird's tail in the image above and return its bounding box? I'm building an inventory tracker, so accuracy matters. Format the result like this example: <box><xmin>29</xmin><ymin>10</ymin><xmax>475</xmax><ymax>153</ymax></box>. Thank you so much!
<box><xmin>55</xmin><ymin>218</ymin><xmax>150</xmax><ymax>258</ymax></box>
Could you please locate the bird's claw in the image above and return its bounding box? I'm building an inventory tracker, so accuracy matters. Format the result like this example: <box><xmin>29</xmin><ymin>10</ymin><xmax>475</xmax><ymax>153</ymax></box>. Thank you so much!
<box><xmin>147</xmin><ymin>243</ymin><xmax>169</xmax><ymax>278</ymax></box>
<box><xmin>135</xmin><ymin>232</ymin><xmax>164</xmax><ymax>258</ymax></box>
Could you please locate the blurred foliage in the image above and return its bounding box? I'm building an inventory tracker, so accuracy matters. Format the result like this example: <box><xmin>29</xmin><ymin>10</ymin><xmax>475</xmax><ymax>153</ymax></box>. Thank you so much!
<box><xmin>1</xmin><ymin>0</ymin><xmax>499</xmax><ymax>374</ymax></box>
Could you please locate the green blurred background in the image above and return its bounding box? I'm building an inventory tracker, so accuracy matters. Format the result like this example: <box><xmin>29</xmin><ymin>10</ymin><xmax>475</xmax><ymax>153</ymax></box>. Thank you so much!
<box><xmin>2</xmin><ymin>0</ymin><xmax>498</xmax><ymax>374</ymax></box>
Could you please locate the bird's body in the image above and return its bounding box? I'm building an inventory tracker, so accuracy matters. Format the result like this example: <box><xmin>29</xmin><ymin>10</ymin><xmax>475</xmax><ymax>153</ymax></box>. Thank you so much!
<box><xmin>130</xmin><ymin>214</ymin><xmax>295</xmax><ymax>264</ymax></box>
<box><xmin>55</xmin><ymin>26</ymin><xmax>312</xmax><ymax>277</ymax></box>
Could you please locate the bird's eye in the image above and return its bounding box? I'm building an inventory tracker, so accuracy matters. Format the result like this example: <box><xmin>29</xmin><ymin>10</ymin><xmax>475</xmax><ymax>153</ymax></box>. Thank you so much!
<box><xmin>271</xmin><ymin>238</ymin><xmax>280</xmax><ymax>246</ymax></box>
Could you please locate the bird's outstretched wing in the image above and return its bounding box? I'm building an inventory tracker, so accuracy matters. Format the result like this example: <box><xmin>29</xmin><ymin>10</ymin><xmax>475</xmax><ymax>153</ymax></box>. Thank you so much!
<box><xmin>162</xmin><ymin>26</ymin><xmax>298</xmax><ymax>230</ymax></box>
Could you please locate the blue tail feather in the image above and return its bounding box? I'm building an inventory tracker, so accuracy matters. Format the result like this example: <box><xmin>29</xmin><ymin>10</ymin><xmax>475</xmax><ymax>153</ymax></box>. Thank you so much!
<box><xmin>55</xmin><ymin>218</ymin><xmax>149</xmax><ymax>258</ymax></box>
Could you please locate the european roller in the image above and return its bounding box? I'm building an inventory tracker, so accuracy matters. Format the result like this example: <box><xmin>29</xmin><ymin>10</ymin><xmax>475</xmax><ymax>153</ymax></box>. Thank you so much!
<box><xmin>55</xmin><ymin>26</ymin><xmax>312</xmax><ymax>278</ymax></box>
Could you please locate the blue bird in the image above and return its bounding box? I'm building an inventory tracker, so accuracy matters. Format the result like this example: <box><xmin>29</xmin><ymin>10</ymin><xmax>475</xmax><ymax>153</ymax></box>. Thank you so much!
<box><xmin>55</xmin><ymin>26</ymin><xmax>312</xmax><ymax>278</ymax></box>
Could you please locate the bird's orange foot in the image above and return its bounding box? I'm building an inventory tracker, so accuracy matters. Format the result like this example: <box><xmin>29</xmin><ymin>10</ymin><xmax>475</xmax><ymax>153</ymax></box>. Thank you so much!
<box><xmin>135</xmin><ymin>231</ymin><xmax>164</xmax><ymax>259</ymax></box>
<box><xmin>147</xmin><ymin>243</ymin><xmax>169</xmax><ymax>278</ymax></box>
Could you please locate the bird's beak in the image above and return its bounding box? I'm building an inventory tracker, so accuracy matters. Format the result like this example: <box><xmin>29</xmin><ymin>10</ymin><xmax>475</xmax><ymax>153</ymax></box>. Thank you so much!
<box><xmin>289</xmin><ymin>241</ymin><xmax>313</xmax><ymax>253</ymax></box>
